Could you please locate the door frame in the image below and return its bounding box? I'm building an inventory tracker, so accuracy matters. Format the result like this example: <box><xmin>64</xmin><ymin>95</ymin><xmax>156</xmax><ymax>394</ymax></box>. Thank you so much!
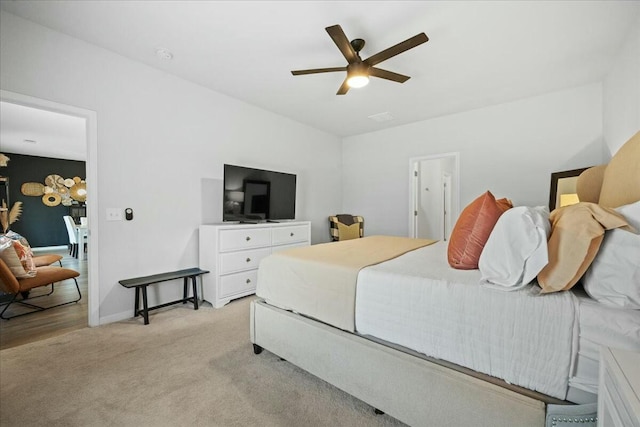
<box><xmin>1</xmin><ymin>89</ymin><xmax>100</xmax><ymax>327</ymax></box>
<box><xmin>408</xmin><ymin>152</ymin><xmax>460</xmax><ymax>239</ymax></box>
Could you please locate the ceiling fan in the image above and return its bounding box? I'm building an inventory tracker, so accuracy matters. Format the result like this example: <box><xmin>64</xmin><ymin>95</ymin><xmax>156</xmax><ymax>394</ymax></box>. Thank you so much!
<box><xmin>291</xmin><ymin>25</ymin><xmax>429</xmax><ymax>95</ymax></box>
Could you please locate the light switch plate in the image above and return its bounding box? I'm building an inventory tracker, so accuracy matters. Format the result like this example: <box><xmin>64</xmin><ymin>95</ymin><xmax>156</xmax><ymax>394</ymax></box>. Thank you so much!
<box><xmin>106</xmin><ymin>208</ymin><xmax>123</xmax><ymax>221</ymax></box>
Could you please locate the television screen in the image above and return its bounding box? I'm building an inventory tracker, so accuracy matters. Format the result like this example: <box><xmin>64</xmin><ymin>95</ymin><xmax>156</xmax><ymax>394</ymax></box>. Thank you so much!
<box><xmin>223</xmin><ymin>164</ymin><xmax>296</xmax><ymax>222</ymax></box>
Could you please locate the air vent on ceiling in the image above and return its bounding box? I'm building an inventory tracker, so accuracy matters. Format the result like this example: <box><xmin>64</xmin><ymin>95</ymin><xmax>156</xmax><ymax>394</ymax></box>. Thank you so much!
<box><xmin>367</xmin><ymin>112</ymin><xmax>395</xmax><ymax>123</ymax></box>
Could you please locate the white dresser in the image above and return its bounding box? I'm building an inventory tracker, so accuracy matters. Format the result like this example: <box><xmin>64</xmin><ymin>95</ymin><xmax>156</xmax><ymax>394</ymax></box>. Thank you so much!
<box><xmin>598</xmin><ymin>347</ymin><xmax>640</xmax><ymax>427</ymax></box>
<box><xmin>199</xmin><ymin>221</ymin><xmax>311</xmax><ymax>308</ymax></box>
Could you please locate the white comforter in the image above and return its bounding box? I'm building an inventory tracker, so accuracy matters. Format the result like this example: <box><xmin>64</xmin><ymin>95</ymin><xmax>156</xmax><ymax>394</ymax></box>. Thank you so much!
<box><xmin>355</xmin><ymin>241</ymin><xmax>578</xmax><ymax>399</ymax></box>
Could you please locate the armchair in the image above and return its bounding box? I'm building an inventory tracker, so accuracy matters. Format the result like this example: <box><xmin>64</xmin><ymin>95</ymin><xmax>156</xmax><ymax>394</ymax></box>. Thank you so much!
<box><xmin>33</xmin><ymin>254</ymin><xmax>63</xmax><ymax>267</ymax></box>
<box><xmin>0</xmin><ymin>258</ymin><xmax>81</xmax><ymax>320</ymax></box>
<box><xmin>329</xmin><ymin>214</ymin><xmax>364</xmax><ymax>241</ymax></box>
<box><xmin>1</xmin><ymin>230</ymin><xmax>63</xmax><ymax>267</ymax></box>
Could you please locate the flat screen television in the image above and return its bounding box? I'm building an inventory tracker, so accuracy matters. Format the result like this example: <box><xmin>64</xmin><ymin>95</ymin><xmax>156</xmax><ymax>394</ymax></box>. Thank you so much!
<box><xmin>223</xmin><ymin>164</ymin><xmax>297</xmax><ymax>222</ymax></box>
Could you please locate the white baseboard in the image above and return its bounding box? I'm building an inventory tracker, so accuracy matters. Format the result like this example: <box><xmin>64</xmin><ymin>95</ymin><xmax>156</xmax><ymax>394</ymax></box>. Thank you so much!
<box><xmin>99</xmin><ymin>310</ymin><xmax>133</xmax><ymax>325</ymax></box>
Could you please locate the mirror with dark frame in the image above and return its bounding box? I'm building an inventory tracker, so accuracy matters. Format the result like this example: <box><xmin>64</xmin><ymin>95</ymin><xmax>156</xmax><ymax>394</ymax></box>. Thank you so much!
<box><xmin>549</xmin><ymin>167</ymin><xmax>591</xmax><ymax>211</ymax></box>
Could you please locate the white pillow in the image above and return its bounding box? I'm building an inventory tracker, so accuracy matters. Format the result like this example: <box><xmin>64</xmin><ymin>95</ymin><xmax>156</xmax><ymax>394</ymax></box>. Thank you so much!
<box><xmin>617</xmin><ymin>200</ymin><xmax>640</xmax><ymax>234</ymax></box>
<box><xmin>582</xmin><ymin>227</ymin><xmax>640</xmax><ymax>309</ymax></box>
<box><xmin>479</xmin><ymin>206</ymin><xmax>551</xmax><ymax>291</ymax></box>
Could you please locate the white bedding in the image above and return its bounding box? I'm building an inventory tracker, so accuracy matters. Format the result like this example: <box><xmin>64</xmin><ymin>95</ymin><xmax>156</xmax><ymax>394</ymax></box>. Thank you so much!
<box><xmin>257</xmin><ymin>236</ymin><xmax>434</xmax><ymax>332</ymax></box>
<box><xmin>569</xmin><ymin>290</ymin><xmax>640</xmax><ymax>397</ymax></box>
<box><xmin>355</xmin><ymin>241</ymin><xmax>578</xmax><ymax>400</ymax></box>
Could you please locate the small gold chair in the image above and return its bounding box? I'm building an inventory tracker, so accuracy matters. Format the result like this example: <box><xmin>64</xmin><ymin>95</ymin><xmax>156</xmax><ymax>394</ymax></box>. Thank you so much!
<box><xmin>328</xmin><ymin>214</ymin><xmax>364</xmax><ymax>241</ymax></box>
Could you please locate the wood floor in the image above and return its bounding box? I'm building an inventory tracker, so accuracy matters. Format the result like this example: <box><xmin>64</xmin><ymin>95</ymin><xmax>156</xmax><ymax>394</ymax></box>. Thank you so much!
<box><xmin>0</xmin><ymin>247</ymin><xmax>88</xmax><ymax>350</ymax></box>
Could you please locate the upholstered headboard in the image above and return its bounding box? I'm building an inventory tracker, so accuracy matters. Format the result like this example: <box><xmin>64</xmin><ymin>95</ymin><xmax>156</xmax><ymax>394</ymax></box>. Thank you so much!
<box><xmin>577</xmin><ymin>131</ymin><xmax>640</xmax><ymax>208</ymax></box>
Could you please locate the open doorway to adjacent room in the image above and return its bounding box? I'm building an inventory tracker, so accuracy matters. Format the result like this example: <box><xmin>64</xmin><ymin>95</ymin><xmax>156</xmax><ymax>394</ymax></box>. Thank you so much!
<box><xmin>409</xmin><ymin>153</ymin><xmax>460</xmax><ymax>241</ymax></box>
<box><xmin>0</xmin><ymin>91</ymin><xmax>98</xmax><ymax>349</ymax></box>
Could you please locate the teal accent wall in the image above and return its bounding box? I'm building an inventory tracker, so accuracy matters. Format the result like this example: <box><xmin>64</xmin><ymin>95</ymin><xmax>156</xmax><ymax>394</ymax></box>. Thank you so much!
<box><xmin>1</xmin><ymin>153</ymin><xmax>85</xmax><ymax>247</ymax></box>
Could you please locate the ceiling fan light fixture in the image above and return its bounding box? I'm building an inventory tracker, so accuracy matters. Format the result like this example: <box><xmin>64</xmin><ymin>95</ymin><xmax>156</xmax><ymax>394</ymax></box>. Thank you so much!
<box><xmin>346</xmin><ymin>74</ymin><xmax>369</xmax><ymax>88</ymax></box>
<box><xmin>346</xmin><ymin>62</ymin><xmax>370</xmax><ymax>88</ymax></box>
<box><xmin>291</xmin><ymin>25</ymin><xmax>428</xmax><ymax>95</ymax></box>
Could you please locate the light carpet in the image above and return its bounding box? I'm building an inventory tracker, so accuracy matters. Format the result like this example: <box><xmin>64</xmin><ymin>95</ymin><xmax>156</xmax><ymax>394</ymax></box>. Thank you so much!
<box><xmin>0</xmin><ymin>296</ymin><xmax>405</xmax><ymax>427</ymax></box>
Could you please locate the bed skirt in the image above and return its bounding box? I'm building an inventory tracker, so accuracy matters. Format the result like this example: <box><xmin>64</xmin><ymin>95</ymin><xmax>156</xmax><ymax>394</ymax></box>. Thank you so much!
<box><xmin>250</xmin><ymin>299</ymin><xmax>546</xmax><ymax>427</ymax></box>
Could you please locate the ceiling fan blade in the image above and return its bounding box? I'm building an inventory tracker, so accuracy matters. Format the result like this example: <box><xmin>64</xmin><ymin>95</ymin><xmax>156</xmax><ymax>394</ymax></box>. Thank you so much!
<box><xmin>326</xmin><ymin>25</ymin><xmax>358</xmax><ymax>63</ymax></box>
<box><xmin>291</xmin><ymin>67</ymin><xmax>346</xmax><ymax>76</ymax></box>
<box><xmin>364</xmin><ymin>33</ymin><xmax>428</xmax><ymax>67</ymax></box>
<box><xmin>369</xmin><ymin>67</ymin><xmax>410</xmax><ymax>83</ymax></box>
<box><xmin>336</xmin><ymin>78</ymin><xmax>350</xmax><ymax>95</ymax></box>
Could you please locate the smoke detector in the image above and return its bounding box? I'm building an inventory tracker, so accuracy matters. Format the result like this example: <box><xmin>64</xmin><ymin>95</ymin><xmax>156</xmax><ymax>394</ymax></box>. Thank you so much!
<box><xmin>155</xmin><ymin>48</ymin><xmax>173</xmax><ymax>60</ymax></box>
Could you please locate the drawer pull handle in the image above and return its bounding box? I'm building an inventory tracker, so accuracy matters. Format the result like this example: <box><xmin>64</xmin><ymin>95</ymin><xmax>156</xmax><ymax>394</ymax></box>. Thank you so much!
<box><xmin>246</xmin><ymin>258</ymin><xmax>251</xmax><ymax>263</ymax></box>
<box><xmin>290</xmin><ymin>232</ymin><xmax>294</xmax><ymax>237</ymax></box>
<box><xmin>246</xmin><ymin>279</ymin><xmax>251</xmax><ymax>284</ymax></box>
<box><xmin>246</xmin><ymin>236</ymin><xmax>251</xmax><ymax>241</ymax></box>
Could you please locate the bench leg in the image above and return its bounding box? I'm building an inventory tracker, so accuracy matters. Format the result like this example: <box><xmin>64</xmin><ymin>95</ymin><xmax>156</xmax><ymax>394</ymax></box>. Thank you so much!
<box><xmin>191</xmin><ymin>276</ymin><xmax>199</xmax><ymax>310</ymax></box>
<box><xmin>183</xmin><ymin>278</ymin><xmax>188</xmax><ymax>303</ymax></box>
<box><xmin>141</xmin><ymin>285</ymin><xmax>149</xmax><ymax>325</ymax></box>
<box><xmin>134</xmin><ymin>286</ymin><xmax>140</xmax><ymax>317</ymax></box>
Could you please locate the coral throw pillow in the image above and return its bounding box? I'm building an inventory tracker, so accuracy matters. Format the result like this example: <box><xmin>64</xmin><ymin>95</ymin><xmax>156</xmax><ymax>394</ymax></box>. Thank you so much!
<box><xmin>448</xmin><ymin>191</ymin><xmax>512</xmax><ymax>270</ymax></box>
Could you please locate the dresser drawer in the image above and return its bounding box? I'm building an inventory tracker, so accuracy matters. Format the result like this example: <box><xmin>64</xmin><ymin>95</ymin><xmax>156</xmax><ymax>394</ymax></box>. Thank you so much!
<box><xmin>219</xmin><ymin>248</ymin><xmax>271</xmax><ymax>274</ymax></box>
<box><xmin>219</xmin><ymin>228</ymin><xmax>271</xmax><ymax>252</ymax></box>
<box><xmin>272</xmin><ymin>225</ymin><xmax>309</xmax><ymax>246</ymax></box>
<box><xmin>271</xmin><ymin>241</ymin><xmax>309</xmax><ymax>253</ymax></box>
<box><xmin>220</xmin><ymin>270</ymin><xmax>257</xmax><ymax>298</ymax></box>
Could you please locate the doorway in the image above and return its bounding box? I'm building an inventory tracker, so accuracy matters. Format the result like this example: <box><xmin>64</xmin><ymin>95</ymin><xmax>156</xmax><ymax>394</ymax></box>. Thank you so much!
<box><xmin>0</xmin><ymin>90</ymin><xmax>99</xmax><ymax>330</ymax></box>
<box><xmin>409</xmin><ymin>153</ymin><xmax>460</xmax><ymax>241</ymax></box>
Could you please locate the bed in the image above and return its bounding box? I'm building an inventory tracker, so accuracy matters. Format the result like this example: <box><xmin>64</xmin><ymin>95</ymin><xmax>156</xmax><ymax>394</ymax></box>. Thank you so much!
<box><xmin>249</xmin><ymin>132</ymin><xmax>640</xmax><ymax>426</ymax></box>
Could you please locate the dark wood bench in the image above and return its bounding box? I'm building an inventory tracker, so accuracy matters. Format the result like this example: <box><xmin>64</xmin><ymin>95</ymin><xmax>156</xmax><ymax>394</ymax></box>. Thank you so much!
<box><xmin>119</xmin><ymin>268</ymin><xmax>209</xmax><ymax>325</ymax></box>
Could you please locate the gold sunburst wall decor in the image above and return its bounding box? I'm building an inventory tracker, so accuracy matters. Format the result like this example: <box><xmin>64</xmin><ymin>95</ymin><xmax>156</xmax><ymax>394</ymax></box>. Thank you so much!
<box><xmin>69</xmin><ymin>181</ymin><xmax>87</xmax><ymax>203</ymax></box>
<box><xmin>21</xmin><ymin>174</ymin><xmax>87</xmax><ymax>207</ymax></box>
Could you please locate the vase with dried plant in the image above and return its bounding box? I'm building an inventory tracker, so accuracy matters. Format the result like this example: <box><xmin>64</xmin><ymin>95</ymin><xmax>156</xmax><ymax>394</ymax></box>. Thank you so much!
<box><xmin>0</xmin><ymin>200</ymin><xmax>22</xmax><ymax>234</ymax></box>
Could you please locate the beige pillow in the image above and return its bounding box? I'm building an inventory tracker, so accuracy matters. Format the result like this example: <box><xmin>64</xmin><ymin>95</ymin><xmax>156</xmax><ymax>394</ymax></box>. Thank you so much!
<box><xmin>576</xmin><ymin>165</ymin><xmax>607</xmax><ymax>204</ymax></box>
<box><xmin>0</xmin><ymin>237</ymin><xmax>37</xmax><ymax>279</ymax></box>
<box><xmin>537</xmin><ymin>203</ymin><xmax>631</xmax><ymax>293</ymax></box>
<box><xmin>336</xmin><ymin>222</ymin><xmax>361</xmax><ymax>241</ymax></box>
<box><xmin>599</xmin><ymin>130</ymin><xmax>640</xmax><ymax>208</ymax></box>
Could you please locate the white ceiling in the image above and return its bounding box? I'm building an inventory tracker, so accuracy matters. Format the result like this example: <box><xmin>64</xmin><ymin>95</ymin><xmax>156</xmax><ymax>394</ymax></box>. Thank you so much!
<box><xmin>1</xmin><ymin>1</ymin><xmax>639</xmax><ymax>138</ymax></box>
<box><xmin>0</xmin><ymin>101</ymin><xmax>86</xmax><ymax>161</ymax></box>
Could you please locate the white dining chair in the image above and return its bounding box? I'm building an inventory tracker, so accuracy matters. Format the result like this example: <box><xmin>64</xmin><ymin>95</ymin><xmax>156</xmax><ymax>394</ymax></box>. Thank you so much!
<box><xmin>63</xmin><ymin>215</ymin><xmax>79</xmax><ymax>257</ymax></box>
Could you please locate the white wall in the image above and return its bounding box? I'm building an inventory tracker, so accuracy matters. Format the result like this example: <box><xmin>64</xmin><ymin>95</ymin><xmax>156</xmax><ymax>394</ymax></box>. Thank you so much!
<box><xmin>603</xmin><ymin>14</ymin><xmax>640</xmax><ymax>156</ymax></box>
<box><xmin>342</xmin><ymin>83</ymin><xmax>604</xmax><ymax>237</ymax></box>
<box><xmin>0</xmin><ymin>12</ymin><xmax>342</xmax><ymax>322</ymax></box>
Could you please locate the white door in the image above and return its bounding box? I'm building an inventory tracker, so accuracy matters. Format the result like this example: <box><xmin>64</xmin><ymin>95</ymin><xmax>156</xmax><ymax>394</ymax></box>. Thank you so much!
<box><xmin>409</xmin><ymin>153</ymin><xmax>459</xmax><ymax>240</ymax></box>
<box><xmin>417</xmin><ymin>159</ymin><xmax>443</xmax><ymax>239</ymax></box>
<box><xmin>442</xmin><ymin>172</ymin><xmax>453</xmax><ymax>241</ymax></box>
